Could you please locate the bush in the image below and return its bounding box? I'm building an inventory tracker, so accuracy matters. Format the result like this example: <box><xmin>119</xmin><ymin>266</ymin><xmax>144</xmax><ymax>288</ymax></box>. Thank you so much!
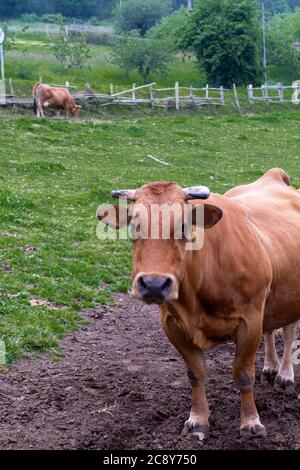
<box><xmin>41</xmin><ymin>14</ymin><xmax>67</xmax><ymax>24</ymax></box>
<box><xmin>51</xmin><ymin>25</ymin><xmax>91</xmax><ymax>70</ymax></box>
<box><xmin>0</xmin><ymin>25</ymin><xmax>16</xmax><ymax>53</ymax></box>
<box><xmin>111</xmin><ymin>31</ymin><xmax>172</xmax><ymax>82</ymax></box>
<box><xmin>266</xmin><ymin>10</ymin><xmax>300</xmax><ymax>73</ymax></box>
<box><xmin>116</xmin><ymin>0</ymin><xmax>171</xmax><ymax>36</ymax></box>
<box><xmin>181</xmin><ymin>0</ymin><xmax>263</xmax><ymax>87</ymax></box>
<box><xmin>20</xmin><ymin>13</ymin><xmax>40</xmax><ymax>23</ymax></box>
<box><xmin>148</xmin><ymin>8</ymin><xmax>190</xmax><ymax>53</ymax></box>
<box><xmin>90</xmin><ymin>16</ymin><xmax>102</xmax><ymax>26</ymax></box>
<box><xmin>71</xmin><ymin>30</ymin><xmax>114</xmax><ymax>46</ymax></box>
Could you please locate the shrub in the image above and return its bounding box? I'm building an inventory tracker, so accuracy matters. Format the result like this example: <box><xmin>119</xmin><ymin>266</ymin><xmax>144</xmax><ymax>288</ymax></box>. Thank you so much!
<box><xmin>116</xmin><ymin>0</ymin><xmax>171</xmax><ymax>36</ymax></box>
<box><xmin>111</xmin><ymin>31</ymin><xmax>172</xmax><ymax>82</ymax></box>
<box><xmin>20</xmin><ymin>13</ymin><xmax>40</xmax><ymax>23</ymax></box>
<box><xmin>180</xmin><ymin>0</ymin><xmax>263</xmax><ymax>87</ymax></box>
<box><xmin>51</xmin><ymin>25</ymin><xmax>91</xmax><ymax>70</ymax></box>
<box><xmin>41</xmin><ymin>14</ymin><xmax>67</xmax><ymax>24</ymax></box>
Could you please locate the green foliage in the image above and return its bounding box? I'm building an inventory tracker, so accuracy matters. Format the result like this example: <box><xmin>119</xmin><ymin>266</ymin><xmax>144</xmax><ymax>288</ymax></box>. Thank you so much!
<box><xmin>181</xmin><ymin>0</ymin><xmax>263</xmax><ymax>87</ymax></box>
<box><xmin>111</xmin><ymin>31</ymin><xmax>172</xmax><ymax>82</ymax></box>
<box><xmin>148</xmin><ymin>8</ymin><xmax>190</xmax><ymax>53</ymax></box>
<box><xmin>41</xmin><ymin>13</ymin><xmax>67</xmax><ymax>24</ymax></box>
<box><xmin>51</xmin><ymin>24</ymin><xmax>91</xmax><ymax>70</ymax></box>
<box><xmin>20</xmin><ymin>13</ymin><xmax>40</xmax><ymax>23</ymax></box>
<box><xmin>266</xmin><ymin>10</ymin><xmax>300</xmax><ymax>73</ymax></box>
<box><xmin>0</xmin><ymin>0</ymin><xmax>118</xmax><ymax>20</ymax></box>
<box><xmin>0</xmin><ymin>25</ymin><xmax>16</xmax><ymax>53</ymax></box>
<box><xmin>116</xmin><ymin>0</ymin><xmax>171</xmax><ymax>36</ymax></box>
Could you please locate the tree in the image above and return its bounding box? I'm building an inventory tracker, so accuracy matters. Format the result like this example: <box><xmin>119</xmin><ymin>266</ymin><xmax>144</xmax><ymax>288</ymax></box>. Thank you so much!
<box><xmin>111</xmin><ymin>31</ymin><xmax>171</xmax><ymax>82</ymax></box>
<box><xmin>266</xmin><ymin>10</ymin><xmax>300</xmax><ymax>72</ymax></box>
<box><xmin>181</xmin><ymin>0</ymin><xmax>263</xmax><ymax>87</ymax></box>
<box><xmin>148</xmin><ymin>8</ymin><xmax>190</xmax><ymax>53</ymax></box>
<box><xmin>116</xmin><ymin>0</ymin><xmax>171</xmax><ymax>36</ymax></box>
<box><xmin>0</xmin><ymin>0</ymin><xmax>118</xmax><ymax>19</ymax></box>
<box><xmin>264</xmin><ymin>0</ymin><xmax>290</xmax><ymax>14</ymax></box>
<box><xmin>51</xmin><ymin>24</ymin><xmax>91</xmax><ymax>69</ymax></box>
<box><xmin>0</xmin><ymin>25</ymin><xmax>16</xmax><ymax>52</ymax></box>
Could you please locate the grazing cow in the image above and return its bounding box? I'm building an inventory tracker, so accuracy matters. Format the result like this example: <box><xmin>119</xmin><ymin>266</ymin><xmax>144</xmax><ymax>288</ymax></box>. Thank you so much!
<box><xmin>32</xmin><ymin>82</ymin><xmax>80</xmax><ymax>118</ymax></box>
<box><xmin>97</xmin><ymin>168</ymin><xmax>300</xmax><ymax>438</ymax></box>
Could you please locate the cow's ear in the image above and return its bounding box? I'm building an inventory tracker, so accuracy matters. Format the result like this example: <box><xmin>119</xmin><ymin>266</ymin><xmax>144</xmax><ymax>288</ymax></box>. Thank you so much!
<box><xmin>97</xmin><ymin>204</ymin><xmax>131</xmax><ymax>230</ymax></box>
<box><xmin>192</xmin><ymin>204</ymin><xmax>223</xmax><ymax>229</ymax></box>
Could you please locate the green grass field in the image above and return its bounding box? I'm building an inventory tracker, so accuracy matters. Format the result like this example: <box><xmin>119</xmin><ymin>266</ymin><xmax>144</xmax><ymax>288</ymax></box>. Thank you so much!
<box><xmin>0</xmin><ymin>111</ymin><xmax>300</xmax><ymax>362</ymax></box>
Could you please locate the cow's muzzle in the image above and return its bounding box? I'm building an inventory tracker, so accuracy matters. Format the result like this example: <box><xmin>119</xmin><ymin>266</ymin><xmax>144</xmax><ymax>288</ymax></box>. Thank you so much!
<box><xmin>134</xmin><ymin>274</ymin><xmax>177</xmax><ymax>304</ymax></box>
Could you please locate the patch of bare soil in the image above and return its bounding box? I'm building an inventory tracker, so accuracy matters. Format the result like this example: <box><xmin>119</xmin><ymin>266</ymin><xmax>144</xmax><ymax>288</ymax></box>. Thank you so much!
<box><xmin>0</xmin><ymin>294</ymin><xmax>299</xmax><ymax>450</ymax></box>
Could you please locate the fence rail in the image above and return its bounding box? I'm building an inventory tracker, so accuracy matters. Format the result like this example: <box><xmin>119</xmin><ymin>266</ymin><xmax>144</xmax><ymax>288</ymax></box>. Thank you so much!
<box><xmin>1</xmin><ymin>79</ymin><xmax>300</xmax><ymax>111</ymax></box>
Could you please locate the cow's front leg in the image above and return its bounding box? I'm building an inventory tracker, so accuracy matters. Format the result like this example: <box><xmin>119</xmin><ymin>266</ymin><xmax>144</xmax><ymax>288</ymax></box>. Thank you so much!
<box><xmin>162</xmin><ymin>314</ymin><xmax>210</xmax><ymax>438</ymax></box>
<box><xmin>233</xmin><ymin>317</ymin><xmax>266</xmax><ymax>438</ymax></box>
<box><xmin>261</xmin><ymin>332</ymin><xmax>279</xmax><ymax>384</ymax></box>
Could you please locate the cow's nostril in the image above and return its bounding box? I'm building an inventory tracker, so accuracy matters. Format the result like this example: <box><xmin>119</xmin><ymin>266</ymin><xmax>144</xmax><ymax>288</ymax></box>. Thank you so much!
<box><xmin>138</xmin><ymin>276</ymin><xmax>147</xmax><ymax>290</ymax></box>
<box><xmin>161</xmin><ymin>277</ymin><xmax>172</xmax><ymax>292</ymax></box>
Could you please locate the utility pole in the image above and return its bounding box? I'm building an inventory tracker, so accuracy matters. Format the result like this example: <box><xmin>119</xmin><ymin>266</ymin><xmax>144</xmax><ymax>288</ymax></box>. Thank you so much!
<box><xmin>0</xmin><ymin>29</ymin><xmax>5</xmax><ymax>82</ymax></box>
<box><xmin>187</xmin><ymin>0</ymin><xmax>193</xmax><ymax>11</ymax></box>
<box><xmin>262</xmin><ymin>1</ymin><xmax>267</xmax><ymax>83</ymax></box>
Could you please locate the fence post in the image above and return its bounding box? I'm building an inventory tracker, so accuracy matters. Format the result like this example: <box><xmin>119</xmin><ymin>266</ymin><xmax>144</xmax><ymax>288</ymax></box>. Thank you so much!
<box><xmin>132</xmin><ymin>83</ymin><xmax>136</xmax><ymax>100</ymax></box>
<box><xmin>150</xmin><ymin>84</ymin><xmax>154</xmax><ymax>108</ymax></box>
<box><xmin>233</xmin><ymin>83</ymin><xmax>240</xmax><ymax>110</ymax></box>
<box><xmin>220</xmin><ymin>86</ymin><xmax>225</xmax><ymax>105</ymax></box>
<box><xmin>262</xmin><ymin>84</ymin><xmax>269</xmax><ymax>105</ymax></box>
<box><xmin>110</xmin><ymin>83</ymin><xmax>114</xmax><ymax>96</ymax></box>
<box><xmin>175</xmin><ymin>81</ymin><xmax>180</xmax><ymax>110</ymax></box>
<box><xmin>247</xmin><ymin>84</ymin><xmax>253</xmax><ymax>105</ymax></box>
<box><xmin>65</xmin><ymin>80</ymin><xmax>70</xmax><ymax>91</ymax></box>
<box><xmin>278</xmin><ymin>82</ymin><xmax>284</xmax><ymax>103</ymax></box>
<box><xmin>205</xmin><ymin>84</ymin><xmax>209</xmax><ymax>102</ymax></box>
<box><xmin>9</xmin><ymin>78</ymin><xmax>15</xmax><ymax>98</ymax></box>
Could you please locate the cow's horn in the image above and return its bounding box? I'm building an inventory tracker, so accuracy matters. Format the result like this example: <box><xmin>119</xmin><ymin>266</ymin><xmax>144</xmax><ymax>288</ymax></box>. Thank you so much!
<box><xmin>110</xmin><ymin>189</ymin><xmax>137</xmax><ymax>200</ymax></box>
<box><xmin>184</xmin><ymin>186</ymin><xmax>210</xmax><ymax>200</ymax></box>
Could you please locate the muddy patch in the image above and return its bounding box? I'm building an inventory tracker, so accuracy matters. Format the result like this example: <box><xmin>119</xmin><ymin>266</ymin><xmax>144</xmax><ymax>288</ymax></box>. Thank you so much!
<box><xmin>0</xmin><ymin>294</ymin><xmax>299</xmax><ymax>450</ymax></box>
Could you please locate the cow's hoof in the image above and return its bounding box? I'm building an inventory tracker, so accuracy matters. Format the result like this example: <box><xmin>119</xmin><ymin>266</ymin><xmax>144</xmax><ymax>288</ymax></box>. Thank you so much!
<box><xmin>240</xmin><ymin>424</ymin><xmax>267</xmax><ymax>438</ymax></box>
<box><xmin>181</xmin><ymin>419</ymin><xmax>210</xmax><ymax>440</ymax></box>
<box><xmin>274</xmin><ymin>374</ymin><xmax>295</xmax><ymax>393</ymax></box>
<box><xmin>261</xmin><ymin>367</ymin><xmax>277</xmax><ymax>385</ymax></box>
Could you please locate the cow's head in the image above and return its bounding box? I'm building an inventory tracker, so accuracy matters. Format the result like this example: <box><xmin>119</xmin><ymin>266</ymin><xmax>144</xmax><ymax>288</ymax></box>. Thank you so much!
<box><xmin>71</xmin><ymin>105</ymin><xmax>81</xmax><ymax>117</ymax></box>
<box><xmin>97</xmin><ymin>182</ymin><xmax>223</xmax><ymax>305</ymax></box>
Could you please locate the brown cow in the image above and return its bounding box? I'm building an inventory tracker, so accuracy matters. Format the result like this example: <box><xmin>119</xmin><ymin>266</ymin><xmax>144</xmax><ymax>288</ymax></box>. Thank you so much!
<box><xmin>32</xmin><ymin>83</ymin><xmax>80</xmax><ymax>118</ymax></box>
<box><xmin>97</xmin><ymin>168</ymin><xmax>300</xmax><ymax>438</ymax></box>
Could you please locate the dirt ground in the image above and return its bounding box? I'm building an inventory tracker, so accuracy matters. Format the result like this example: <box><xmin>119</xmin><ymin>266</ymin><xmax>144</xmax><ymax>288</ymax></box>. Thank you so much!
<box><xmin>0</xmin><ymin>293</ymin><xmax>300</xmax><ymax>450</ymax></box>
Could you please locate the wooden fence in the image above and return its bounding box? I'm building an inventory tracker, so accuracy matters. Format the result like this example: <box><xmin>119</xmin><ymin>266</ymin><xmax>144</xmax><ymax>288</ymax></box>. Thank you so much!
<box><xmin>1</xmin><ymin>79</ymin><xmax>300</xmax><ymax>111</ymax></box>
<box><xmin>247</xmin><ymin>81</ymin><xmax>300</xmax><ymax>105</ymax></box>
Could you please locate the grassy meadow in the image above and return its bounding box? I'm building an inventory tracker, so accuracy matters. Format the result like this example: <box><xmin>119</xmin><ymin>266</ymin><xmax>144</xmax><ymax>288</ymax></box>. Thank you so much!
<box><xmin>0</xmin><ymin>111</ymin><xmax>300</xmax><ymax>362</ymax></box>
<box><xmin>0</xmin><ymin>23</ymin><xmax>300</xmax><ymax>363</ymax></box>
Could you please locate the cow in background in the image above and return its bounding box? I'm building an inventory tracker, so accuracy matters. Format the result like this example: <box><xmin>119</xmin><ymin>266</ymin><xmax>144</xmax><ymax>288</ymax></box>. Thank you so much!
<box><xmin>32</xmin><ymin>83</ymin><xmax>81</xmax><ymax>118</ymax></box>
